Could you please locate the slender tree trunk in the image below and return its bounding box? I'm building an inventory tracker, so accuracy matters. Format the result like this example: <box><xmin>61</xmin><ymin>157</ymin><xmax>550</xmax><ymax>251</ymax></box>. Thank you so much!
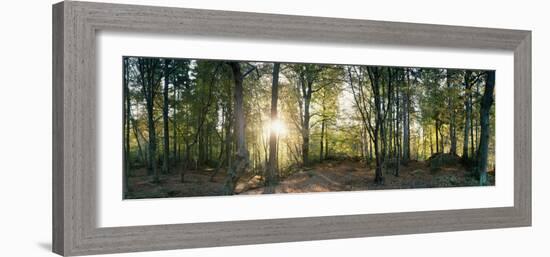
<box><xmin>225</xmin><ymin>102</ymin><xmax>232</xmax><ymax>173</ymax></box>
<box><xmin>435</xmin><ymin>119</ymin><xmax>439</xmax><ymax>153</ymax></box>
<box><xmin>388</xmin><ymin>78</ymin><xmax>394</xmax><ymax>164</ymax></box>
<box><xmin>148</xmin><ymin>92</ymin><xmax>158</xmax><ymax>181</ymax></box>
<box><xmin>210</xmin><ymin>111</ymin><xmax>225</xmax><ymax>182</ymax></box>
<box><xmin>429</xmin><ymin>130</ymin><xmax>434</xmax><ymax>156</ymax></box>
<box><xmin>198</xmin><ymin>120</ymin><xmax>204</xmax><ymax>166</ymax></box>
<box><xmin>162</xmin><ymin>59</ymin><xmax>170</xmax><ymax>174</ymax></box>
<box><xmin>474</xmin><ymin>118</ymin><xmax>479</xmax><ymax>157</ymax></box>
<box><xmin>319</xmin><ymin>92</ymin><xmax>327</xmax><ymax>162</ymax></box>
<box><xmin>173</xmin><ymin>86</ymin><xmax>178</xmax><ymax>164</ymax></box>
<box><xmin>360</xmin><ymin>125</ymin><xmax>365</xmax><ymax>161</ymax></box>
<box><xmin>368</xmin><ymin>67</ymin><xmax>384</xmax><ymax>184</ymax></box>
<box><xmin>265</xmin><ymin>63</ymin><xmax>280</xmax><ymax>193</ymax></box>
<box><xmin>130</xmin><ymin>116</ymin><xmax>145</xmax><ymax>164</ymax></box>
<box><xmin>123</xmin><ymin>58</ymin><xmax>130</xmax><ymax>195</ymax></box>
<box><xmin>142</xmin><ymin>60</ymin><xmax>159</xmax><ymax>182</ymax></box>
<box><xmin>181</xmin><ymin>144</ymin><xmax>190</xmax><ymax>183</ymax></box>
<box><xmin>478</xmin><ymin>71</ymin><xmax>495</xmax><ymax>185</ymax></box>
<box><xmin>470</xmin><ymin>110</ymin><xmax>475</xmax><ymax>159</ymax></box>
<box><xmin>462</xmin><ymin>71</ymin><xmax>472</xmax><ymax>161</ymax></box>
<box><xmin>447</xmin><ymin>70</ymin><xmax>457</xmax><ymax>155</ymax></box>
<box><xmin>440</xmin><ymin>125</ymin><xmax>445</xmax><ymax>153</ymax></box>
<box><xmin>402</xmin><ymin>68</ymin><xmax>411</xmax><ymax>164</ymax></box>
<box><xmin>395</xmin><ymin>71</ymin><xmax>401</xmax><ymax>176</ymax></box>
<box><xmin>302</xmin><ymin>93</ymin><xmax>311</xmax><ymax>166</ymax></box>
<box><xmin>320</xmin><ymin>118</ymin><xmax>325</xmax><ymax>162</ymax></box>
<box><xmin>325</xmin><ymin>126</ymin><xmax>330</xmax><ymax>160</ymax></box>
<box><xmin>369</xmin><ymin>134</ymin><xmax>373</xmax><ymax>161</ymax></box>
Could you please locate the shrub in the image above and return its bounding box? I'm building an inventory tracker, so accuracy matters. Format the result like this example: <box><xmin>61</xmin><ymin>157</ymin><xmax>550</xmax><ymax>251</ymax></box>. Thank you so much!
<box><xmin>428</xmin><ymin>153</ymin><xmax>460</xmax><ymax>173</ymax></box>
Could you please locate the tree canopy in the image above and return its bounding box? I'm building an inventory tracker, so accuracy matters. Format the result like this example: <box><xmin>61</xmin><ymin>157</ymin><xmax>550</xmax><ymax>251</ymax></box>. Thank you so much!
<box><xmin>123</xmin><ymin>57</ymin><xmax>496</xmax><ymax>199</ymax></box>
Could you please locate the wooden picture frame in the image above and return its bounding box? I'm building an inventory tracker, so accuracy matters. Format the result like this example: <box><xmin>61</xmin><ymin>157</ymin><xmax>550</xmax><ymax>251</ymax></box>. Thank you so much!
<box><xmin>52</xmin><ymin>1</ymin><xmax>531</xmax><ymax>256</ymax></box>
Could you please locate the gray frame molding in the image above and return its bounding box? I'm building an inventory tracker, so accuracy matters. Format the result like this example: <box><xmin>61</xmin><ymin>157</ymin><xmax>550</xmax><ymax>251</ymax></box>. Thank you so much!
<box><xmin>52</xmin><ymin>1</ymin><xmax>531</xmax><ymax>256</ymax></box>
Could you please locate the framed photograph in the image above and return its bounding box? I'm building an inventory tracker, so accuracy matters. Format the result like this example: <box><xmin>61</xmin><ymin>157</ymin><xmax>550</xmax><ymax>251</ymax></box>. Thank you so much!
<box><xmin>52</xmin><ymin>1</ymin><xmax>531</xmax><ymax>256</ymax></box>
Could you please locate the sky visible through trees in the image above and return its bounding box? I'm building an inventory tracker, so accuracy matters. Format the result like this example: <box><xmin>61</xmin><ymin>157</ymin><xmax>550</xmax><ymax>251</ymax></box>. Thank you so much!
<box><xmin>123</xmin><ymin>56</ymin><xmax>496</xmax><ymax>199</ymax></box>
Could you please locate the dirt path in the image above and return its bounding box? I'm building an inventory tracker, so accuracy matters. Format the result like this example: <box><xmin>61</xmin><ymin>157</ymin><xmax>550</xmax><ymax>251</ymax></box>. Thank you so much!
<box><xmin>239</xmin><ymin>159</ymin><xmax>491</xmax><ymax>195</ymax></box>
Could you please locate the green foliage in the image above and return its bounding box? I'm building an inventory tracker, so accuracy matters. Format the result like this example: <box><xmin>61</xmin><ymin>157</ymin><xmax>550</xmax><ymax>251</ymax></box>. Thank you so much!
<box><xmin>123</xmin><ymin>56</ymin><xmax>496</xmax><ymax>196</ymax></box>
<box><xmin>433</xmin><ymin>174</ymin><xmax>459</xmax><ymax>187</ymax></box>
<box><xmin>428</xmin><ymin>153</ymin><xmax>461</xmax><ymax>173</ymax></box>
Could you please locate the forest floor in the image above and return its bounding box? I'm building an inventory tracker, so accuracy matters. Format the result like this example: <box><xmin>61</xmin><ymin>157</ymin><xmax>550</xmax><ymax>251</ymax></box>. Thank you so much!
<box><xmin>125</xmin><ymin>159</ymin><xmax>495</xmax><ymax>199</ymax></box>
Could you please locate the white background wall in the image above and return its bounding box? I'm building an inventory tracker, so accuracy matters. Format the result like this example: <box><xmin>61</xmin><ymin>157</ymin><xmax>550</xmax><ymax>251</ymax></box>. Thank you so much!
<box><xmin>0</xmin><ymin>0</ymin><xmax>547</xmax><ymax>256</ymax></box>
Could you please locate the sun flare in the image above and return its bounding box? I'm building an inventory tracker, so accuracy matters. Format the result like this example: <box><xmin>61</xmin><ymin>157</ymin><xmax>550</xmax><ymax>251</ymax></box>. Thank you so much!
<box><xmin>269</xmin><ymin>119</ymin><xmax>287</xmax><ymax>136</ymax></box>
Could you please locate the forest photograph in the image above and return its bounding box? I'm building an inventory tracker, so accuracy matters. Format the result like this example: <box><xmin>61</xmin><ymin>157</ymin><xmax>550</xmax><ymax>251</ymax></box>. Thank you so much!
<box><xmin>122</xmin><ymin>56</ymin><xmax>496</xmax><ymax>199</ymax></box>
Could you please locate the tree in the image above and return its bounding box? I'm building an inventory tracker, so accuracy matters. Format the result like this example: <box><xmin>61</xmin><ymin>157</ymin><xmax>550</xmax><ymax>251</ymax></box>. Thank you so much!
<box><xmin>368</xmin><ymin>67</ymin><xmax>385</xmax><ymax>184</ymax></box>
<box><xmin>477</xmin><ymin>71</ymin><xmax>495</xmax><ymax>185</ymax></box>
<box><xmin>180</xmin><ymin>61</ymin><xmax>219</xmax><ymax>182</ymax></box>
<box><xmin>402</xmin><ymin>68</ymin><xmax>412</xmax><ymax>164</ymax></box>
<box><xmin>162</xmin><ymin>59</ymin><xmax>173</xmax><ymax>174</ymax></box>
<box><xmin>288</xmin><ymin>64</ymin><xmax>324</xmax><ymax>166</ymax></box>
<box><xmin>347</xmin><ymin>66</ymin><xmax>372</xmax><ymax>164</ymax></box>
<box><xmin>265</xmin><ymin>63</ymin><xmax>280</xmax><ymax>193</ymax></box>
<box><xmin>223</xmin><ymin>61</ymin><xmax>255</xmax><ymax>194</ymax></box>
<box><xmin>347</xmin><ymin>66</ymin><xmax>385</xmax><ymax>184</ymax></box>
<box><xmin>123</xmin><ymin>57</ymin><xmax>130</xmax><ymax>195</ymax></box>
<box><xmin>462</xmin><ymin>71</ymin><xmax>484</xmax><ymax>162</ymax></box>
<box><xmin>447</xmin><ymin>69</ymin><xmax>458</xmax><ymax>155</ymax></box>
<box><xmin>137</xmin><ymin>58</ymin><xmax>162</xmax><ymax>182</ymax></box>
<box><xmin>171</xmin><ymin>59</ymin><xmax>192</xmax><ymax>164</ymax></box>
<box><xmin>314</xmin><ymin>68</ymin><xmax>342</xmax><ymax>162</ymax></box>
<box><xmin>420</xmin><ymin>68</ymin><xmax>445</xmax><ymax>154</ymax></box>
<box><xmin>394</xmin><ymin>68</ymin><xmax>402</xmax><ymax>176</ymax></box>
<box><xmin>462</xmin><ymin>70</ymin><xmax>472</xmax><ymax>161</ymax></box>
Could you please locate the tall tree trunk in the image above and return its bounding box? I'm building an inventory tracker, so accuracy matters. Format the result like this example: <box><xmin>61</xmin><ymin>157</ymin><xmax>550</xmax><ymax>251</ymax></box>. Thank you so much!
<box><xmin>478</xmin><ymin>71</ymin><xmax>495</xmax><ymax>185</ymax></box>
<box><xmin>123</xmin><ymin>58</ymin><xmax>130</xmax><ymax>195</ymax></box>
<box><xmin>320</xmin><ymin>118</ymin><xmax>325</xmax><ymax>162</ymax></box>
<box><xmin>302</xmin><ymin>93</ymin><xmax>311</xmax><ymax>166</ymax></box>
<box><xmin>181</xmin><ymin>144</ymin><xmax>190</xmax><ymax>183</ymax></box>
<box><xmin>470</xmin><ymin>110</ymin><xmax>475</xmax><ymax>159</ymax></box>
<box><xmin>225</xmin><ymin>102</ymin><xmax>232</xmax><ymax>173</ymax></box>
<box><xmin>173</xmin><ymin>85</ymin><xmax>178</xmax><ymax>164</ymax></box>
<box><xmin>224</xmin><ymin>62</ymin><xmax>249</xmax><ymax>194</ymax></box>
<box><xmin>325</xmin><ymin>125</ymin><xmax>330</xmax><ymax>159</ymax></box>
<box><xmin>369</xmin><ymin>134</ymin><xmax>373</xmax><ymax>161</ymax></box>
<box><xmin>429</xmin><ymin>130</ymin><xmax>434</xmax><ymax>156</ymax></box>
<box><xmin>141</xmin><ymin>59</ymin><xmax>159</xmax><ymax>182</ymax></box>
<box><xmin>373</xmin><ymin>134</ymin><xmax>382</xmax><ymax>183</ymax></box>
<box><xmin>440</xmin><ymin>124</ymin><xmax>445</xmax><ymax>153</ymax></box>
<box><xmin>402</xmin><ymin>68</ymin><xmax>411</xmax><ymax>164</ymax></box>
<box><xmin>462</xmin><ymin>71</ymin><xmax>472</xmax><ymax>161</ymax></box>
<box><xmin>474</xmin><ymin>118</ymin><xmax>479</xmax><ymax>157</ymax></box>
<box><xmin>435</xmin><ymin>119</ymin><xmax>439</xmax><ymax>153</ymax></box>
<box><xmin>368</xmin><ymin>67</ymin><xmax>384</xmax><ymax>184</ymax></box>
<box><xmin>447</xmin><ymin>70</ymin><xmax>457</xmax><ymax>155</ymax></box>
<box><xmin>395</xmin><ymin>70</ymin><xmax>401</xmax><ymax>176</ymax></box>
<box><xmin>198</xmin><ymin>120</ymin><xmax>204</xmax><ymax>166</ymax></box>
<box><xmin>162</xmin><ymin>59</ymin><xmax>170</xmax><ymax>174</ymax></box>
<box><xmin>210</xmin><ymin>109</ymin><xmax>226</xmax><ymax>182</ymax></box>
<box><xmin>147</xmin><ymin>90</ymin><xmax>158</xmax><ymax>181</ymax></box>
<box><xmin>379</xmin><ymin>68</ymin><xmax>392</xmax><ymax>175</ymax></box>
<box><xmin>360</xmin><ymin>124</ymin><xmax>365</xmax><ymax>161</ymax></box>
<box><xmin>130</xmin><ymin>115</ymin><xmax>145</xmax><ymax>164</ymax></box>
<box><xmin>319</xmin><ymin>92</ymin><xmax>327</xmax><ymax>162</ymax></box>
<box><xmin>265</xmin><ymin>63</ymin><xmax>280</xmax><ymax>193</ymax></box>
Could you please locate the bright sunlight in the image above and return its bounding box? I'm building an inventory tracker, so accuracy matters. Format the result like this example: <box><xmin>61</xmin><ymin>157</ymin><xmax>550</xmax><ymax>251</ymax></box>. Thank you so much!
<box><xmin>269</xmin><ymin>119</ymin><xmax>287</xmax><ymax>136</ymax></box>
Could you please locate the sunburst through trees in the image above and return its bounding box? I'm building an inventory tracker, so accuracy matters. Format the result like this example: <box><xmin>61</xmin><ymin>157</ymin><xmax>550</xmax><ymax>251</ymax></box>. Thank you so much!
<box><xmin>123</xmin><ymin>57</ymin><xmax>496</xmax><ymax>199</ymax></box>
